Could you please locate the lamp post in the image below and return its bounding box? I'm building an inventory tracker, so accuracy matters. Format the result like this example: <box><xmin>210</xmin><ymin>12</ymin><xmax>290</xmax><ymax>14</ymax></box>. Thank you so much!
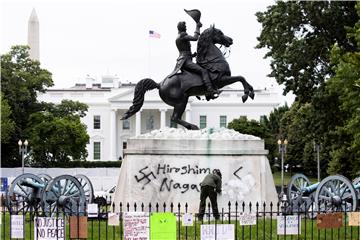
<box><xmin>313</xmin><ymin>141</ymin><xmax>322</xmax><ymax>182</ymax></box>
<box><xmin>278</xmin><ymin>139</ymin><xmax>288</xmax><ymax>200</ymax></box>
<box><xmin>18</xmin><ymin>139</ymin><xmax>28</xmax><ymax>174</ymax></box>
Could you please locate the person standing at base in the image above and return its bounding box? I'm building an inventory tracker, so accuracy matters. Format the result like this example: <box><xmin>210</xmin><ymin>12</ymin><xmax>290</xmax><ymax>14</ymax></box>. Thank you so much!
<box><xmin>198</xmin><ymin>169</ymin><xmax>222</xmax><ymax>221</ymax></box>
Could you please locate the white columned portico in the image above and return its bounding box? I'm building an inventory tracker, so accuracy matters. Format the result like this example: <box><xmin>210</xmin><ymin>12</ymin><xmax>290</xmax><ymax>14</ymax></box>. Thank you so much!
<box><xmin>135</xmin><ymin>110</ymin><xmax>142</xmax><ymax>136</ymax></box>
<box><xmin>160</xmin><ymin>109</ymin><xmax>167</xmax><ymax>129</ymax></box>
<box><xmin>185</xmin><ymin>108</ymin><xmax>191</xmax><ymax>123</ymax></box>
<box><xmin>110</xmin><ymin>109</ymin><xmax>118</xmax><ymax>160</ymax></box>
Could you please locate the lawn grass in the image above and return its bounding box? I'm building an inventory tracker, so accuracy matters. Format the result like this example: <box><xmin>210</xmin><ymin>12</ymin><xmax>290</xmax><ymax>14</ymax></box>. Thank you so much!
<box><xmin>2</xmin><ymin>213</ymin><xmax>360</xmax><ymax>239</ymax></box>
<box><xmin>272</xmin><ymin>171</ymin><xmax>318</xmax><ymax>187</ymax></box>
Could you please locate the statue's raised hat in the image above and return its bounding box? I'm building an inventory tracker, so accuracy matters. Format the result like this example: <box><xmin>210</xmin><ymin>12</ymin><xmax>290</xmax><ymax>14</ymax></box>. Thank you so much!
<box><xmin>184</xmin><ymin>9</ymin><xmax>201</xmax><ymax>23</ymax></box>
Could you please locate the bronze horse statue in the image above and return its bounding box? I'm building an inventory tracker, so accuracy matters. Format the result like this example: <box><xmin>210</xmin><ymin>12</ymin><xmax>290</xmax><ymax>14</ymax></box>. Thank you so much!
<box><xmin>121</xmin><ymin>26</ymin><xmax>255</xmax><ymax>130</ymax></box>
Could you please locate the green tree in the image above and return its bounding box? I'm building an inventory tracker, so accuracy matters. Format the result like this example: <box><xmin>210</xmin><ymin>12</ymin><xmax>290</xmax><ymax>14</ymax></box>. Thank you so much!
<box><xmin>326</xmin><ymin>9</ymin><xmax>360</xmax><ymax>177</ymax></box>
<box><xmin>256</xmin><ymin>1</ymin><xmax>358</xmax><ymax>103</ymax></box>
<box><xmin>26</xmin><ymin>100</ymin><xmax>89</xmax><ymax>166</ymax></box>
<box><xmin>262</xmin><ymin>104</ymin><xmax>290</xmax><ymax>167</ymax></box>
<box><xmin>228</xmin><ymin>116</ymin><xmax>276</xmax><ymax>165</ymax></box>
<box><xmin>1</xmin><ymin>93</ymin><xmax>15</xmax><ymax>143</ymax></box>
<box><xmin>1</xmin><ymin>45</ymin><xmax>53</xmax><ymax>166</ymax></box>
<box><xmin>228</xmin><ymin>116</ymin><xmax>270</xmax><ymax>139</ymax></box>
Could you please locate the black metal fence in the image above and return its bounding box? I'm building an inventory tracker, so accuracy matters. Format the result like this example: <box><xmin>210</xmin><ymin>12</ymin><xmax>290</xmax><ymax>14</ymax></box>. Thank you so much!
<box><xmin>1</xmin><ymin>198</ymin><xmax>360</xmax><ymax>240</ymax></box>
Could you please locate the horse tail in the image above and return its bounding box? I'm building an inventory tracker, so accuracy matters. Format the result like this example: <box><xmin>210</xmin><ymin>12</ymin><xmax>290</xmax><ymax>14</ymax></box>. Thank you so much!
<box><xmin>121</xmin><ymin>78</ymin><xmax>159</xmax><ymax>120</ymax></box>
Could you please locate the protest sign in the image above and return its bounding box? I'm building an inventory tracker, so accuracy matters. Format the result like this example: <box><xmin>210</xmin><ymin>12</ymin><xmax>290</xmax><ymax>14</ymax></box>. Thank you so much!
<box><xmin>201</xmin><ymin>224</ymin><xmax>234</xmax><ymax>240</ymax></box>
<box><xmin>317</xmin><ymin>213</ymin><xmax>343</xmax><ymax>229</ymax></box>
<box><xmin>124</xmin><ymin>212</ymin><xmax>149</xmax><ymax>240</ymax></box>
<box><xmin>108</xmin><ymin>212</ymin><xmax>120</xmax><ymax>226</ymax></box>
<box><xmin>11</xmin><ymin>215</ymin><xmax>24</xmax><ymax>239</ymax></box>
<box><xmin>150</xmin><ymin>212</ymin><xmax>176</xmax><ymax>240</ymax></box>
<box><xmin>277</xmin><ymin>215</ymin><xmax>300</xmax><ymax>235</ymax></box>
<box><xmin>348</xmin><ymin>212</ymin><xmax>360</xmax><ymax>226</ymax></box>
<box><xmin>182</xmin><ymin>213</ymin><xmax>193</xmax><ymax>226</ymax></box>
<box><xmin>87</xmin><ymin>203</ymin><xmax>98</xmax><ymax>218</ymax></box>
<box><xmin>239</xmin><ymin>213</ymin><xmax>256</xmax><ymax>226</ymax></box>
<box><xmin>34</xmin><ymin>217</ymin><xmax>65</xmax><ymax>240</ymax></box>
<box><xmin>69</xmin><ymin>216</ymin><xmax>88</xmax><ymax>239</ymax></box>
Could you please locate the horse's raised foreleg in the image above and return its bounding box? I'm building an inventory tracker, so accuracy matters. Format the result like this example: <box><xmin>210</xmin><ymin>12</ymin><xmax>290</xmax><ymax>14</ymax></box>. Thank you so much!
<box><xmin>216</xmin><ymin>76</ymin><xmax>255</xmax><ymax>102</ymax></box>
<box><xmin>171</xmin><ymin>100</ymin><xmax>199</xmax><ymax>130</ymax></box>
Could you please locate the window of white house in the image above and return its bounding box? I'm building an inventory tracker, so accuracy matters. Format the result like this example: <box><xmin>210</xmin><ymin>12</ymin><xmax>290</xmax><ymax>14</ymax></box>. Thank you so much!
<box><xmin>199</xmin><ymin>115</ymin><xmax>207</xmax><ymax>129</ymax></box>
<box><xmin>146</xmin><ymin>115</ymin><xmax>154</xmax><ymax>130</ymax></box>
<box><xmin>123</xmin><ymin>141</ymin><xmax>127</xmax><ymax>149</ymax></box>
<box><xmin>94</xmin><ymin>115</ymin><xmax>101</xmax><ymax>129</ymax></box>
<box><xmin>122</xmin><ymin>119</ymin><xmax>130</xmax><ymax>130</ymax></box>
<box><xmin>93</xmin><ymin>142</ymin><xmax>101</xmax><ymax>160</ymax></box>
<box><xmin>220</xmin><ymin>115</ymin><xmax>227</xmax><ymax>128</ymax></box>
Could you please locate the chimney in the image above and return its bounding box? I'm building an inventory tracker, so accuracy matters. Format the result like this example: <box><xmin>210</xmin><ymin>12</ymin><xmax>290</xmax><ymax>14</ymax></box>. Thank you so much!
<box><xmin>113</xmin><ymin>75</ymin><xmax>120</xmax><ymax>88</ymax></box>
<box><xmin>86</xmin><ymin>75</ymin><xmax>94</xmax><ymax>89</ymax></box>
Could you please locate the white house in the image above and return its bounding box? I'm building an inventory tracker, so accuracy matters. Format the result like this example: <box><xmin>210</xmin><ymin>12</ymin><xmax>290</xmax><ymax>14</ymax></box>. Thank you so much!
<box><xmin>37</xmin><ymin>75</ymin><xmax>280</xmax><ymax>161</ymax></box>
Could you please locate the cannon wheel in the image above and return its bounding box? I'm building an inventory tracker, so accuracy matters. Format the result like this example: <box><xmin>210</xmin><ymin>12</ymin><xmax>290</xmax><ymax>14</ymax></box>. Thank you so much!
<box><xmin>315</xmin><ymin>175</ymin><xmax>358</xmax><ymax>212</ymax></box>
<box><xmin>75</xmin><ymin>174</ymin><xmax>94</xmax><ymax>204</ymax></box>
<box><xmin>42</xmin><ymin>175</ymin><xmax>86</xmax><ymax>216</ymax></box>
<box><xmin>287</xmin><ymin>173</ymin><xmax>311</xmax><ymax>203</ymax></box>
<box><xmin>353</xmin><ymin>176</ymin><xmax>360</xmax><ymax>185</ymax></box>
<box><xmin>38</xmin><ymin>173</ymin><xmax>52</xmax><ymax>183</ymax></box>
<box><xmin>286</xmin><ymin>173</ymin><xmax>313</xmax><ymax>214</ymax></box>
<box><xmin>6</xmin><ymin>173</ymin><xmax>45</xmax><ymax>214</ymax></box>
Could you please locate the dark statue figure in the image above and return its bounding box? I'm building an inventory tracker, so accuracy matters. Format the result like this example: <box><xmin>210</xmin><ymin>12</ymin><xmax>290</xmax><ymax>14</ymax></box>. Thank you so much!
<box><xmin>121</xmin><ymin>9</ymin><xmax>255</xmax><ymax>130</ymax></box>
<box><xmin>168</xmin><ymin>10</ymin><xmax>220</xmax><ymax>100</ymax></box>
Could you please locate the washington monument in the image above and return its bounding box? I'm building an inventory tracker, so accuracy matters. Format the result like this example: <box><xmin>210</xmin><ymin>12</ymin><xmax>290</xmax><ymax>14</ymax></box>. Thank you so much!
<box><xmin>28</xmin><ymin>8</ymin><xmax>39</xmax><ymax>60</ymax></box>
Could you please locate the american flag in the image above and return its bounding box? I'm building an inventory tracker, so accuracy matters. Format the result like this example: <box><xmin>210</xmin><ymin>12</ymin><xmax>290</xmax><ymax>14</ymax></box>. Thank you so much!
<box><xmin>149</xmin><ymin>30</ymin><xmax>161</xmax><ymax>38</ymax></box>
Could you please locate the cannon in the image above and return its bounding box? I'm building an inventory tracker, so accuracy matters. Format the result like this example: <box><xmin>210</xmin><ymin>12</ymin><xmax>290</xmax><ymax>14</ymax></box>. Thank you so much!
<box><xmin>6</xmin><ymin>173</ymin><xmax>94</xmax><ymax>216</ymax></box>
<box><xmin>6</xmin><ymin>173</ymin><xmax>45</xmax><ymax>214</ymax></box>
<box><xmin>287</xmin><ymin>173</ymin><xmax>359</xmax><ymax>215</ymax></box>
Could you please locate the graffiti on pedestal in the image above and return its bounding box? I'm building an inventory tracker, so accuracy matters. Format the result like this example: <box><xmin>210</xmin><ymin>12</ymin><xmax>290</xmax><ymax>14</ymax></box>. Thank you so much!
<box><xmin>134</xmin><ymin>166</ymin><xmax>157</xmax><ymax>190</ymax></box>
<box><xmin>134</xmin><ymin>163</ymin><xmax>254</xmax><ymax>196</ymax></box>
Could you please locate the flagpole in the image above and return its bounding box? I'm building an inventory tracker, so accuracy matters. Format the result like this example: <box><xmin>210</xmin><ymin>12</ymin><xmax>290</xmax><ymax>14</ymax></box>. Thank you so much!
<box><xmin>148</xmin><ymin>32</ymin><xmax>151</xmax><ymax>78</ymax></box>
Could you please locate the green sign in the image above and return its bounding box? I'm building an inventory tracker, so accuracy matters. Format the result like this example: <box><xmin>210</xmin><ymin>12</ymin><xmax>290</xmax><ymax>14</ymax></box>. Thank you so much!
<box><xmin>150</xmin><ymin>212</ymin><xmax>176</xmax><ymax>240</ymax></box>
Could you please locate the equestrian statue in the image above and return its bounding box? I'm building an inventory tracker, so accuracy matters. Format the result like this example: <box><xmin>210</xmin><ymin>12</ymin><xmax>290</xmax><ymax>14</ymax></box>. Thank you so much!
<box><xmin>121</xmin><ymin>9</ymin><xmax>255</xmax><ymax>130</ymax></box>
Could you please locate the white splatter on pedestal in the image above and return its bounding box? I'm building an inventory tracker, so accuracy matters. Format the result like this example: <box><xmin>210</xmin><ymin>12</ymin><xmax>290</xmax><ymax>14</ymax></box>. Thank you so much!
<box><xmin>113</xmin><ymin>128</ymin><xmax>278</xmax><ymax>213</ymax></box>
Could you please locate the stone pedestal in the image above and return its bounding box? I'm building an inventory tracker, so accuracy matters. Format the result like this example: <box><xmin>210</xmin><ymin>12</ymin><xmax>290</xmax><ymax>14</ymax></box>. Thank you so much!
<box><xmin>113</xmin><ymin>128</ymin><xmax>278</xmax><ymax>213</ymax></box>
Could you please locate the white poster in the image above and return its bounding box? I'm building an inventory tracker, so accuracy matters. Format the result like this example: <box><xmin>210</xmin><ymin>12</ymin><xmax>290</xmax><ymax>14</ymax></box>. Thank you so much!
<box><xmin>11</xmin><ymin>215</ymin><xmax>24</xmax><ymax>239</ymax></box>
<box><xmin>239</xmin><ymin>213</ymin><xmax>257</xmax><ymax>226</ymax></box>
<box><xmin>182</xmin><ymin>213</ymin><xmax>193</xmax><ymax>226</ymax></box>
<box><xmin>277</xmin><ymin>215</ymin><xmax>301</xmax><ymax>235</ymax></box>
<box><xmin>123</xmin><ymin>212</ymin><xmax>149</xmax><ymax>240</ymax></box>
<box><xmin>201</xmin><ymin>224</ymin><xmax>234</xmax><ymax>240</ymax></box>
<box><xmin>87</xmin><ymin>203</ymin><xmax>98</xmax><ymax>218</ymax></box>
<box><xmin>108</xmin><ymin>212</ymin><xmax>120</xmax><ymax>226</ymax></box>
<box><xmin>34</xmin><ymin>217</ymin><xmax>65</xmax><ymax>240</ymax></box>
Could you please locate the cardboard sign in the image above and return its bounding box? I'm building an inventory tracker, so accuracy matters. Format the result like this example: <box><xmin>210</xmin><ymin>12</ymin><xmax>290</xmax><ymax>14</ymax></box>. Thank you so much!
<box><xmin>11</xmin><ymin>215</ymin><xmax>24</xmax><ymax>238</ymax></box>
<box><xmin>34</xmin><ymin>217</ymin><xmax>65</xmax><ymax>240</ymax></box>
<box><xmin>317</xmin><ymin>213</ymin><xmax>343</xmax><ymax>229</ymax></box>
<box><xmin>69</xmin><ymin>216</ymin><xmax>88</xmax><ymax>239</ymax></box>
<box><xmin>201</xmin><ymin>224</ymin><xmax>234</xmax><ymax>240</ymax></box>
<box><xmin>182</xmin><ymin>213</ymin><xmax>193</xmax><ymax>226</ymax></box>
<box><xmin>87</xmin><ymin>203</ymin><xmax>98</xmax><ymax>218</ymax></box>
<box><xmin>348</xmin><ymin>212</ymin><xmax>360</xmax><ymax>226</ymax></box>
<box><xmin>277</xmin><ymin>215</ymin><xmax>300</xmax><ymax>235</ymax></box>
<box><xmin>108</xmin><ymin>212</ymin><xmax>120</xmax><ymax>226</ymax></box>
<box><xmin>124</xmin><ymin>212</ymin><xmax>149</xmax><ymax>240</ymax></box>
<box><xmin>150</xmin><ymin>212</ymin><xmax>177</xmax><ymax>240</ymax></box>
<box><xmin>239</xmin><ymin>213</ymin><xmax>256</xmax><ymax>226</ymax></box>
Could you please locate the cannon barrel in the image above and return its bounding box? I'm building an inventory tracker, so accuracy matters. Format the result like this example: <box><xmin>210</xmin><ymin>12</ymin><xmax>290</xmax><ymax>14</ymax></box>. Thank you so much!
<box><xmin>302</xmin><ymin>182</ymin><xmax>320</xmax><ymax>194</ymax></box>
<box><xmin>20</xmin><ymin>179</ymin><xmax>46</xmax><ymax>189</ymax></box>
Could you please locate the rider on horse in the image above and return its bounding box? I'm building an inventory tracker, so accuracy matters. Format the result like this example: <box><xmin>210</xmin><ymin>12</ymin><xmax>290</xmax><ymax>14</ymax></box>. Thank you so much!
<box><xmin>168</xmin><ymin>10</ymin><xmax>220</xmax><ymax>100</ymax></box>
